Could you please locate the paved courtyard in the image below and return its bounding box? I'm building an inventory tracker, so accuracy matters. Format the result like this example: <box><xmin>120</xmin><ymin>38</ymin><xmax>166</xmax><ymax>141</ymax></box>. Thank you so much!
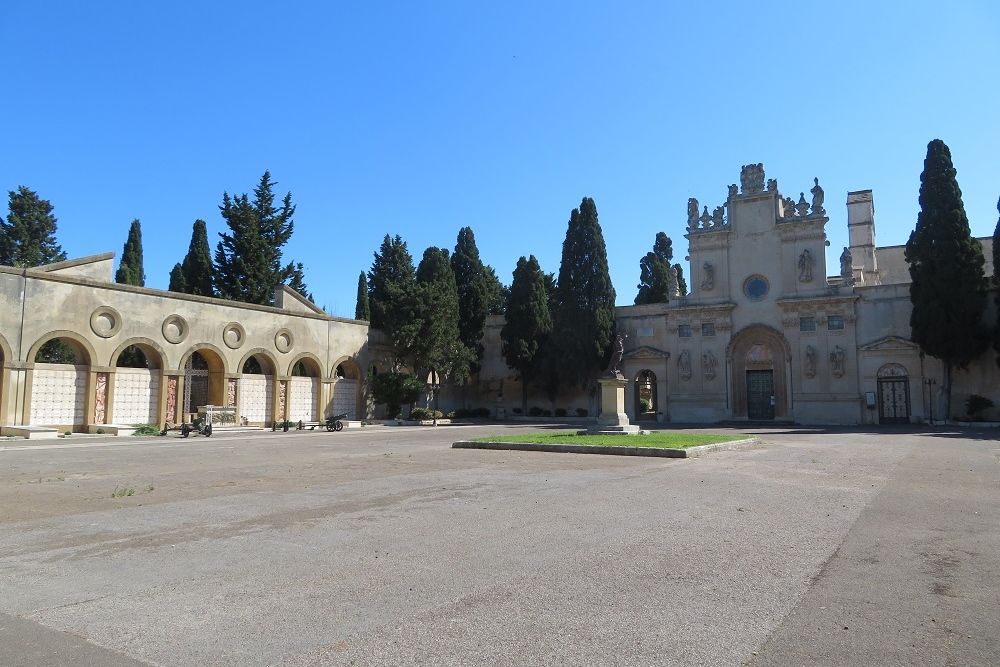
<box><xmin>1</xmin><ymin>423</ymin><xmax>998</xmax><ymax>666</ymax></box>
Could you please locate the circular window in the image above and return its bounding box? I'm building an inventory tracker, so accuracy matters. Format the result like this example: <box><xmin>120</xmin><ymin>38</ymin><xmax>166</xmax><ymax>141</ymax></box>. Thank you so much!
<box><xmin>274</xmin><ymin>328</ymin><xmax>294</xmax><ymax>353</ymax></box>
<box><xmin>90</xmin><ymin>306</ymin><xmax>122</xmax><ymax>338</ymax></box>
<box><xmin>162</xmin><ymin>315</ymin><xmax>189</xmax><ymax>344</ymax></box>
<box><xmin>222</xmin><ymin>322</ymin><xmax>246</xmax><ymax>349</ymax></box>
<box><xmin>743</xmin><ymin>275</ymin><xmax>769</xmax><ymax>301</ymax></box>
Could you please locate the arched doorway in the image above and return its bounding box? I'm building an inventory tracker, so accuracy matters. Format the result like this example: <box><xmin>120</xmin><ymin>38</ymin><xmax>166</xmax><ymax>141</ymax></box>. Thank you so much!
<box><xmin>112</xmin><ymin>341</ymin><xmax>163</xmax><ymax>426</ymax></box>
<box><xmin>182</xmin><ymin>349</ymin><xmax>225</xmax><ymax>419</ymax></box>
<box><xmin>287</xmin><ymin>356</ymin><xmax>322</xmax><ymax>422</ymax></box>
<box><xmin>239</xmin><ymin>352</ymin><xmax>275</xmax><ymax>425</ymax></box>
<box><xmin>634</xmin><ymin>370</ymin><xmax>657</xmax><ymax>420</ymax></box>
<box><xmin>877</xmin><ymin>363</ymin><xmax>910</xmax><ymax>424</ymax></box>
<box><xmin>329</xmin><ymin>359</ymin><xmax>361</xmax><ymax>419</ymax></box>
<box><xmin>728</xmin><ymin>325</ymin><xmax>791</xmax><ymax>421</ymax></box>
<box><xmin>29</xmin><ymin>335</ymin><xmax>92</xmax><ymax>429</ymax></box>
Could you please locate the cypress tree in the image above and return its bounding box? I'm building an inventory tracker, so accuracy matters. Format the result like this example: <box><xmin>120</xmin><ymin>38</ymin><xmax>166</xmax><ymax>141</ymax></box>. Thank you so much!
<box><xmin>368</xmin><ymin>234</ymin><xmax>415</xmax><ymax>332</ymax></box>
<box><xmin>405</xmin><ymin>247</ymin><xmax>473</xmax><ymax>381</ymax></box>
<box><xmin>634</xmin><ymin>232</ymin><xmax>675</xmax><ymax>304</ymax></box>
<box><xmin>993</xmin><ymin>196</ymin><xmax>1000</xmax><ymax>367</ymax></box>
<box><xmin>0</xmin><ymin>186</ymin><xmax>67</xmax><ymax>267</ymax></box>
<box><xmin>355</xmin><ymin>271</ymin><xmax>370</xmax><ymax>321</ymax></box>
<box><xmin>674</xmin><ymin>263</ymin><xmax>688</xmax><ymax>296</ymax></box>
<box><xmin>451</xmin><ymin>227</ymin><xmax>501</xmax><ymax>372</ymax></box>
<box><xmin>550</xmin><ymin>197</ymin><xmax>616</xmax><ymax>392</ymax></box>
<box><xmin>180</xmin><ymin>219</ymin><xmax>214</xmax><ymax>296</ymax></box>
<box><xmin>115</xmin><ymin>219</ymin><xmax>145</xmax><ymax>286</ymax></box>
<box><xmin>501</xmin><ymin>255</ymin><xmax>553</xmax><ymax>413</ymax></box>
<box><xmin>904</xmin><ymin>139</ymin><xmax>988</xmax><ymax>418</ymax></box>
<box><xmin>168</xmin><ymin>263</ymin><xmax>187</xmax><ymax>293</ymax></box>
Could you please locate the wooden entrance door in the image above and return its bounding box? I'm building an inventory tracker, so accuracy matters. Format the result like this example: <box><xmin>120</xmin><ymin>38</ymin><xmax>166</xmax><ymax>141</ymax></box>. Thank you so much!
<box><xmin>746</xmin><ymin>370</ymin><xmax>775</xmax><ymax>420</ymax></box>
<box><xmin>878</xmin><ymin>378</ymin><xmax>909</xmax><ymax>424</ymax></box>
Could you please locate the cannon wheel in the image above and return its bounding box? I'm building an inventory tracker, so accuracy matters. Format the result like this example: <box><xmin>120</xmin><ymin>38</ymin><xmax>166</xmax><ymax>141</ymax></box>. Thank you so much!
<box><xmin>182</xmin><ymin>423</ymin><xmax>191</xmax><ymax>438</ymax></box>
<box><xmin>326</xmin><ymin>420</ymin><xmax>335</xmax><ymax>432</ymax></box>
<box><xmin>204</xmin><ymin>423</ymin><xmax>213</xmax><ymax>437</ymax></box>
<box><xmin>334</xmin><ymin>420</ymin><xmax>344</xmax><ymax>432</ymax></box>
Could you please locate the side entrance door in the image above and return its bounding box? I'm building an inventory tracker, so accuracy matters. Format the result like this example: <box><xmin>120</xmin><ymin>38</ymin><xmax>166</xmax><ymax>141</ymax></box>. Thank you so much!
<box><xmin>877</xmin><ymin>378</ymin><xmax>910</xmax><ymax>424</ymax></box>
<box><xmin>746</xmin><ymin>370</ymin><xmax>775</xmax><ymax>420</ymax></box>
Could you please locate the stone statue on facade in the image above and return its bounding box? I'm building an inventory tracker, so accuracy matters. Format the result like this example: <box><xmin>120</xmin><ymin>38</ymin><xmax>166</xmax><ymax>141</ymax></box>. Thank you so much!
<box><xmin>804</xmin><ymin>345</ymin><xmax>817</xmax><ymax>377</ymax></box>
<box><xmin>678</xmin><ymin>349</ymin><xmax>692</xmax><ymax>380</ymax></box>
<box><xmin>740</xmin><ymin>163</ymin><xmax>765</xmax><ymax>195</ymax></box>
<box><xmin>667</xmin><ymin>264</ymin><xmax>680</xmax><ymax>298</ymax></box>
<box><xmin>701</xmin><ymin>261</ymin><xmax>714</xmax><ymax>291</ymax></box>
<box><xmin>797</xmin><ymin>249</ymin><xmax>814</xmax><ymax>282</ymax></box>
<box><xmin>830</xmin><ymin>345</ymin><xmax>845</xmax><ymax>377</ymax></box>
<box><xmin>795</xmin><ymin>193</ymin><xmax>810</xmax><ymax>217</ymax></box>
<box><xmin>711</xmin><ymin>206</ymin><xmax>725</xmax><ymax>227</ymax></box>
<box><xmin>840</xmin><ymin>247</ymin><xmax>854</xmax><ymax>285</ymax></box>
<box><xmin>810</xmin><ymin>177</ymin><xmax>825</xmax><ymax>216</ymax></box>
<box><xmin>767</xmin><ymin>178</ymin><xmax>778</xmax><ymax>192</ymax></box>
<box><xmin>687</xmin><ymin>198</ymin><xmax>699</xmax><ymax>229</ymax></box>
<box><xmin>783</xmin><ymin>196</ymin><xmax>797</xmax><ymax>218</ymax></box>
<box><xmin>728</xmin><ymin>183</ymin><xmax>739</xmax><ymax>198</ymax></box>
<box><xmin>702</xmin><ymin>351</ymin><xmax>716</xmax><ymax>380</ymax></box>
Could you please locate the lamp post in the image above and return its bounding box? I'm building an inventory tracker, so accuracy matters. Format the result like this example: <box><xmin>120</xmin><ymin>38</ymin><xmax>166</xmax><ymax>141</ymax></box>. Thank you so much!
<box><xmin>427</xmin><ymin>370</ymin><xmax>440</xmax><ymax>426</ymax></box>
<box><xmin>924</xmin><ymin>378</ymin><xmax>937</xmax><ymax>424</ymax></box>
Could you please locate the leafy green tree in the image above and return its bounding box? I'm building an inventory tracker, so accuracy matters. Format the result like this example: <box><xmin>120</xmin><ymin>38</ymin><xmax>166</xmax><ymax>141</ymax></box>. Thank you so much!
<box><xmin>115</xmin><ymin>219</ymin><xmax>145</xmax><ymax>286</ymax></box>
<box><xmin>179</xmin><ymin>219</ymin><xmax>214</xmax><ymax>296</ymax></box>
<box><xmin>36</xmin><ymin>338</ymin><xmax>78</xmax><ymax>364</ymax></box>
<box><xmin>0</xmin><ymin>186</ymin><xmax>67</xmax><ymax>267</ymax></box>
<box><xmin>213</xmin><ymin>171</ymin><xmax>308</xmax><ymax>305</ymax></box>
<box><xmin>634</xmin><ymin>232</ymin><xmax>675</xmax><ymax>304</ymax></box>
<box><xmin>904</xmin><ymin>139</ymin><xmax>989</xmax><ymax>418</ymax></box>
<box><xmin>370</xmin><ymin>371</ymin><xmax>423</xmax><ymax>419</ymax></box>
<box><xmin>550</xmin><ymin>197</ymin><xmax>617</xmax><ymax>392</ymax></box>
<box><xmin>355</xmin><ymin>271</ymin><xmax>370</xmax><ymax>321</ymax></box>
<box><xmin>451</xmin><ymin>227</ymin><xmax>503</xmax><ymax>372</ymax></box>
<box><xmin>399</xmin><ymin>247</ymin><xmax>473</xmax><ymax>382</ymax></box>
<box><xmin>368</xmin><ymin>234</ymin><xmax>415</xmax><ymax>336</ymax></box>
<box><xmin>993</xmin><ymin>196</ymin><xmax>1000</xmax><ymax>367</ymax></box>
<box><xmin>501</xmin><ymin>255</ymin><xmax>553</xmax><ymax>413</ymax></box>
<box><xmin>168</xmin><ymin>263</ymin><xmax>187</xmax><ymax>292</ymax></box>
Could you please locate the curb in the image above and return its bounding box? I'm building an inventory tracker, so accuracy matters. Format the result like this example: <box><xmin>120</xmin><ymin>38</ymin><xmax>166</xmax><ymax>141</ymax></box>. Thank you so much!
<box><xmin>452</xmin><ymin>437</ymin><xmax>760</xmax><ymax>458</ymax></box>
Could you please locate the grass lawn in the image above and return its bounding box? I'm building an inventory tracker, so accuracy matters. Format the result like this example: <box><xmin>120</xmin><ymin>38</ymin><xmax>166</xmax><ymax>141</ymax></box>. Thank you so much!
<box><xmin>468</xmin><ymin>431</ymin><xmax>749</xmax><ymax>449</ymax></box>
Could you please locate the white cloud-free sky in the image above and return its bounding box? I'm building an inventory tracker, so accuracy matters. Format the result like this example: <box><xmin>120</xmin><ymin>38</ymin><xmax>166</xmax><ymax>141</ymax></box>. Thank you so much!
<box><xmin>3</xmin><ymin>1</ymin><xmax>998</xmax><ymax>316</ymax></box>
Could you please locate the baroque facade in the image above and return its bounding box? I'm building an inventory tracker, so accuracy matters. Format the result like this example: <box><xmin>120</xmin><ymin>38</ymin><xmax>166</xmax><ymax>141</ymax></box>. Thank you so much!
<box><xmin>478</xmin><ymin>163</ymin><xmax>997</xmax><ymax>425</ymax></box>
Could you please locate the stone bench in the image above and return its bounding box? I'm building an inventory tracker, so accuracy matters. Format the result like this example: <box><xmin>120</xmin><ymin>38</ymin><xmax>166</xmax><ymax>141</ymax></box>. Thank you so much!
<box><xmin>87</xmin><ymin>424</ymin><xmax>137</xmax><ymax>436</ymax></box>
<box><xmin>1</xmin><ymin>426</ymin><xmax>60</xmax><ymax>439</ymax></box>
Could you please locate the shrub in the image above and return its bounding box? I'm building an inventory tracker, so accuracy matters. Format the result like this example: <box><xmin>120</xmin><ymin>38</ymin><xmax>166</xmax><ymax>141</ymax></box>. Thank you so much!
<box><xmin>542</xmin><ymin>409</ymin><xmax>552</xmax><ymax>417</ymax></box>
<box><xmin>554</xmin><ymin>408</ymin><xmax>567</xmax><ymax>417</ymax></box>
<box><xmin>512</xmin><ymin>407</ymin><xmax>523</xmax><ymax>415</ymax></box>
<box><xmin>965</xmin><ymin>394</ymin><xmax>994</xmax><ymax>419</ymax></box>
<box><xmin>132</xmin><ymin>423</ymin><xmax>162</xmax><ymax>436</ymax></box>
<box><xmin>528</xmin><ymin>406</ymin><xmax>544</xmax><ymax>417</ymax></box>
<box><xmin>575</xmin><ymin>408</ymin><xmax>588</xmax><ymax>418</ymax></box>
<box><xmin>96</xmin><ymin>427</ymin><xmax>105</xmax><ymax>434</ymax></box>
<box><xmin>409</xmin><ymin>407</ymin><xmax>443</xmax><ymax>420</ymax></box>
<box><xmin>476</xmin><ymin>407</ymin><xmax>490</xmax><ymax>418</ymax></box>
<box><xmin>639</xmin><ymin>397</ymin><xmax>652</xmax><ymax>413</ymax></box>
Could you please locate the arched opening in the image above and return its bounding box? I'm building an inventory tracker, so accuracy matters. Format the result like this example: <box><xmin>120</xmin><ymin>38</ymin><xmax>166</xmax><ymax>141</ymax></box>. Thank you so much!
<box><xmin>239</xmin><ymin>352</ymin><xmax>276</xmax><ymax>425</ymax></box>
<box><xmin>329</xmin><ymin>357</ymin><xmax>362</xmax><ymax>419</ymax></box>
<box><xmin>112</xmin><ymin>341</ymin><xmax>163</xmax><ymax>426</ymax></box>
<box><xmin>728</xmin><ymin>325</ymin><xmax>790</xmax><ymax>421</ymax></box>
<box><xmin>287</xmin><ymin>355</ymin><xmax>322</xmax><ymax>422</ymax></box>
<box><xmin>634</xmin><ymin>370</ymin><xmax>657</xmax><ymax>420</ymax></box>
<box><xmin>182</xmin><ymin>348</ymin><xmax>226</xmax><ymax>420</ymax></box>
<box><xmin>877</xmin><ymin>363</ymin><xmax>910</xmax><ymax>424</ymax></box>
<box><xmin>30</xmin><ymin>335</ymin><xmax>92</xmax><ymax>429</ymax></box>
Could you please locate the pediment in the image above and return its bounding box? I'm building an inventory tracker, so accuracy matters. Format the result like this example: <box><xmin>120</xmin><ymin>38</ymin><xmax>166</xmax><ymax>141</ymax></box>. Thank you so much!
<box><xmin>623</xmin><ymin>345</ymin><xmax>670</xmax><ymax>360</ymax></box>
<box><xmin>858</xmin><ymin>335</ymin><xmax>919</xmax><ymax>352</ymax></box>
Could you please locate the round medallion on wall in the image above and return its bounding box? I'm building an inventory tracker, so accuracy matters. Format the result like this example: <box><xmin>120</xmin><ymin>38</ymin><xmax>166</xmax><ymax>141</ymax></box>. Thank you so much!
<box><xmin>743</xmin><ymin>275</ymin><xmax>770</xmax><ymax>301</ymax></box>
<box><xmin>274</xmin><ymin>328</ymin><xmax>294</xmax><ymax>353</ymax></box>
<box><xmin>223</xmin><ymin>322</ymin><xmax>246</xmax><ymax>349</ymax></box>
<box><xmin>162</xmin><ymin>315</ymin><xmax>189</xmax><ymax>344</ymax></box>
<box><xmin>90</xmin><ymin>306</ymin><xmax>122</xmax><ymax>338</ymax></box>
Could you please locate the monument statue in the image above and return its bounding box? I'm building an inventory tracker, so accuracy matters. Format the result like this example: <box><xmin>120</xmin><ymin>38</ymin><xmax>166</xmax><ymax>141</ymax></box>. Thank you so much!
<box><xmin>804</xmin><ymin>345</ymin><xmax>816</xmax><ymax>377</ymax></box>
<box><xmin>840</xmin><ymin>247</ymin><xmax>854</xmax><ymax>285</ymax></box>
<box><xmin>783</xmin><ymin>196</ymin><xmax>797</xmax><ymax>218</ymax></box>
<box><xmin>701</xmin><ymin>261</ymin><xmax>714</xmax><ymax>291</ymax></box>
<box><xmin>797</xmin><ymin>249</ymin><xmax>814</xmax><ymax>282</ymax></box>
<box><xmin>711</xmin><ymin>206</ymin><xmax>725</xmax><ymax>227</ymax></box>
<box><xmin>667</xmin><ymin>265</ymin><xmax>679</xmax><ymax>298</ymax></box>
<box><xmin>607</xmin><ymin>334</ymin><xmax>627</xmax><ymax>378</ymax></box>
<box><xmin>830</xmin><ymin>345</ymin><xmax>845</xmax><ymax>377</ymax></box>
<box><xmin>740</xmin><ymin>163</ymin><xmax>765</xmax><ymax>195</ymax></box>
<box><xmin>687</xmin><ymin>198</ymin><xmax>699</xmax><ymax>229</ymax></box>
<box><xmin>810</xmin><ymin>177</ymin><xmax>825</xmax><ymax>216</ymax></box>
<box><xmin>678</xmin><ymin>349</ymin><xmax>692</xmax><ymax>380</ymax></box>
<box><xmin>728</xmin><ymin>183</ymin><xmax>739</xmax><ymax>198</ymax></box>
<box><xmin>702</xmin><ymin>351</ymin><xmax>716</xmax><ymax>379</ymax></box>
<box><xmin>767</xmin><ymin>178</ymin><xmax>778</xmax><ymax>192</ymax></box>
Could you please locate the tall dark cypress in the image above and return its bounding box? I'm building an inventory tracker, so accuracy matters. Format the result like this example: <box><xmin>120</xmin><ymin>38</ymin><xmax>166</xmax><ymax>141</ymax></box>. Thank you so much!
<box><xmin>355</xmin><ymin>271</ymin><xmax>370</xmax><ymax>321</ymax></box>
<box><xmin>116</xmin><ymin>219</ymin><xmax>145</xmax><ymax>286</ymax></box>
<box><xmin>501</xmin><ymin>255</ymin><xmax>553</xmax><ymax>413</ymax></box>
<box><xmin>993</xmin><ymin>197</ymin><xmax>1000</xmax><ymax>367</ymax></box>
<box><xmin>634</xmin><ymin>232</ymin><xmax>675</xmax><ymax>304</ymax></box>
<box><xmin>180</xmin><ymin>220</ymin><xmax>214</xmax><ymax>296</ymax></box>
<box><xmin>451</xmin><ymin>227</ymin><xmax>502</xmax><ymax>372</ymax></box>
<box><xmin>904</xmin><ymin>139</ymin><xmax>988</xmax><ymax>418</ymax></box>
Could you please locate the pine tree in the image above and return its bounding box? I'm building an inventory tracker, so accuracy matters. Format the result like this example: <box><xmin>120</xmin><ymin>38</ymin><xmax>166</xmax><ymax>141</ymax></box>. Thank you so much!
<box><xmin>180</xmin><ymin>220</ymin><xmax>214</xmax><ymax>296</ymax></box>
<box><xmin>634</xmin><ymin>232</ymin><xmax>675</xmax><ymax>304</ymax></box>
<box><xmin>501</xmin><ymin>255</ymin><xmax>553</xmax><ymax>413</ymax></box>
<box><xmin>0</xmin><ymin>186</ymin><xmax>67</xmax><ymax>267</ymax></box>
<box><xmin>368</xmin><ymin>234</ymin><xmax>415</xmax><ymax>333</ymax></box>
<box><xmin>168</xmin><ymin>263</ymin><xmax>187</xmax><ymax>292</ymax></box>
<box><xmin>451</xmin><ymin>227</ymin><xmax>501</xmax><ymax>372</ymax></box>
<box><xmin>404</xmin><ymin>247</ymin><xmax>473</xmax><ymax>381</ymax></box>
<box><xmin>550</xmin><ymin>197</ymin><xmax>616</xmax><ymax>391</ymax></box>
<box><xmin>213</xmin><ymin>172</ymin><xmax>307</xmax><ymax>305</ymax></box>
<box><xmin>904</xmin><ymin>139</ymin><xmax>988</xmax><ymax>418</ymax></box>
<box><xmin>355</xmin><ymin>271</ymin><xmax>370</xmax><ymax>321</ymax></box>
<box><xmin>115</xmin><ymin>219</ymin><xmax>145</xmax><ymax>286</ymax></box>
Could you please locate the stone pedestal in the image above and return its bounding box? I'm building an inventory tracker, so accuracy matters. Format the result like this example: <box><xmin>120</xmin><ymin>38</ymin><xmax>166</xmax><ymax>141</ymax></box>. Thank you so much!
<box><xmin>588</xmin><ymin>377</ymin><xmax>640</xmax><ymax>434</ymax></box>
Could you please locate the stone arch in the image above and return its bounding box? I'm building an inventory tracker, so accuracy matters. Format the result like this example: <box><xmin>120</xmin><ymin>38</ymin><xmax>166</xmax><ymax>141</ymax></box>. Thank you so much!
<box><xmin>178</xmin><ymin>345</ymin><xmax>228</xmax><ymax>417</ymax></box>
<box><xmin>0</xmin><ymin>332</ymin><xmax>13</xmax><ymax>366</ymax></box>
<box><xmin>331</xmin><ymin>356</ymin><xmax>362</xmax><ymax>380</ymax></box>
<box><xmin>876</xmin><ymin>363</ymin><xmax>910</xmax><ymax>424</ymax></box>
<box><xmin>27</xmin><ymin>330</ymin><xmax>97</xmax><ymax>367</ymax></box>
<box><xmin>328</xmin><ymin>356</ymin><xmax>362</xmax><ymax>420</ymax></box>
<box><xmin>286</xmin><ymin>352</ymin><xmax>323</xmax><ymax>422</ymax></box>
<box><xmin>238</xmin><ymin>348</ymin><xmax>279</xmax><ymax>376</ymax></box>
<box><xmin>286</xmin><ymin>352</ymin><xmax>323</xmax><ymax>378</ymax></box>
<box><xmin>634</xmin><ymin>369</ymin><xmax>657</xmax><ymax>420</ymax></box>
<box><xmin>0</xmin><ymin>332</ymin><xmax>10</xmax><ymax>426</ymax></box>
<box><xmin>111</xmin><ymin>337</ymin><xmax>166</xmax><ymax>369</ymax></box>
<box><xmin>728</xmin><ymin>324</ymin><xmax>791</xmax><ymax>420</ymax></box>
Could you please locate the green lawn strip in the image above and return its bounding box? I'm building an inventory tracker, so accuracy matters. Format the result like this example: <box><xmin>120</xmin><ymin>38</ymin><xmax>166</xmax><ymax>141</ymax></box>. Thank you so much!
<box><xmin>468</xmin><ymin>432</ymin><xmax>748</xmax><ymax>449</ymax></box>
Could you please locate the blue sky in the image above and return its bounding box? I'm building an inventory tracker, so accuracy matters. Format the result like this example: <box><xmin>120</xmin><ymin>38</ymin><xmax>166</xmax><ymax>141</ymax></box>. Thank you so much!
<box><xmin>4</xmin><ymin>1</ymin><xmax>998</xmax><ymax>317</ymax></box>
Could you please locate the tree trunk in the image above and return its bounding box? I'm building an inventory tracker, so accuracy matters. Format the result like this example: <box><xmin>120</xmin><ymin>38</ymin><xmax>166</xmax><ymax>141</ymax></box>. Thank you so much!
<box><xmin>942</xmin><ymin>363</ymin><xmax>952</xmax><ymax>422</ymax></box>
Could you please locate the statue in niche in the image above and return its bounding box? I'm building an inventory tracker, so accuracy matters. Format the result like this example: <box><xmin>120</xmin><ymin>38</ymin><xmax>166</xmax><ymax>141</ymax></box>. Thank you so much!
<box><xmin>804</xmin><ymin>346</ymin><xmax>816</xmax><ymax>377</ymax></box>
<box><xmin>711</xmin><ymin>206</ymin><xmax>725</xmax><ymax>227</ymax></box>
<box><xmin>783</xmin><ymin>196</ymin><xmax>797</xmax><ymax>218</ymax></box>
<box><xmin>678</xmin><ymin>349</ymin><xmax>692</xmax><ymax>380</ymax></box>
<box><xmin>795</xmin><ymin>193</ymin><xmax>810</xmax><ymax>217</ymax></box>
<box><xmin>667</xmin><ymin>264</ymin><xmax>680</xmax><ymax>297</ymax></box>
<box><xmin>830</xmin><ymin>345</ymin><xmax>845</xmax><ymax>377</ymax></box>
<box><xmin>797</xmin><ymin>249</ymin><xmax>814</xmax><ymax>282</ymax></box>
<box><xmin>701</xmin><ymin>261</ymin><xmax>714</xmax><ymax>291</ymax></box>
<box><xmin>810</xmin><ymin>177</ymin><xmax>825</xmax><ymax>216</ymax></box>
<box><xmin>740</xmin><ymin>163</ymin><xmax>765</xmax><ymax>195</ymax></box>
<box><xmin>702</xmin><ymin>351</ymin><xmax>716</xmax><ymax>380</ymax></box>
<box><xmin>767</xmin><ymin>178</ymin><xmax>778</xmax><ymax>192</ymax></box>
<box><xmin>840</xmin><ymin>247</ymin><xmax>854</xmax><ymax>285</ymax></box>
<box><xmin>687</xmin><ymin>198</ymin><xmax>700</xmax><ymax>229</ymax></box>
<box><xmin>728</xmin><ymin>183</ymin><xmax>739</xmax><ymax>198</ymax></box>
<box><xmin>699</xmin><ymin>206</ymin><xmax>711</xmax><ymax>228</ymax></box>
